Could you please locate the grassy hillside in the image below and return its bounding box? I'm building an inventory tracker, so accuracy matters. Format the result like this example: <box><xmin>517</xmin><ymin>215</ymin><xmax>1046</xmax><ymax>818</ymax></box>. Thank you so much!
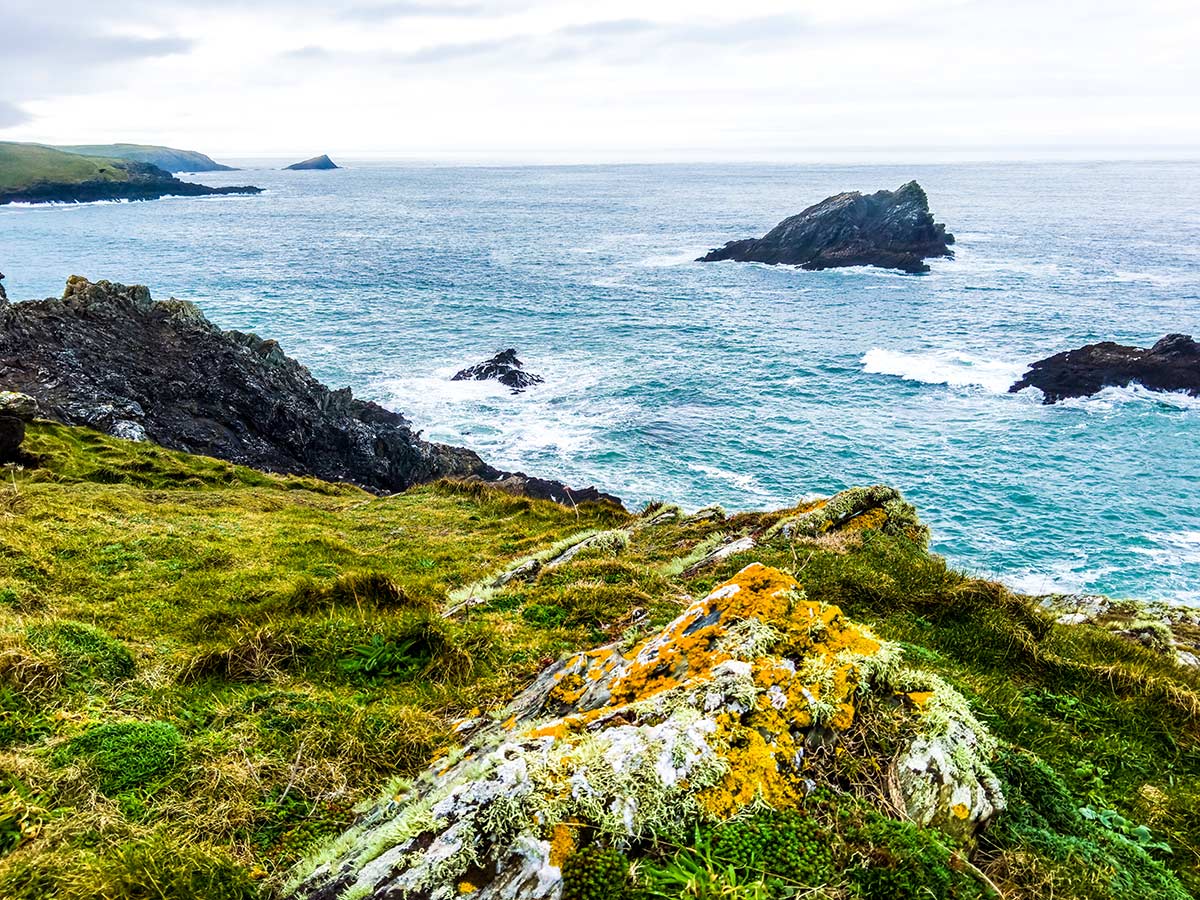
<box><xmin>0</xmin><ymin>422</ymin><xmax>1197</xmax><ymax>899</ymax></box>
<box><xmin>55</xmin><ymin>144</ymin><xmax>234</xmax><ymax>173</ymax></box>
<box><xmin>0</xmin><ymin>143</ymin><xmax>130</xmax><ymax>193</ymax></box>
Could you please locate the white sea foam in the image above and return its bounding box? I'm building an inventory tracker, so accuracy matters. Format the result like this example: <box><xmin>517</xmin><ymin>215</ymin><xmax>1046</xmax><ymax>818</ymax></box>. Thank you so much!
<box><xmin>1056</xmin><ymin>383</ymin><xmax>1200</xmax><ymax>412</ymax></box>
<box><xmin>861</xmin><ymin>348</ymin><xmax>1026</xmax><ymax>393</ymax></box>
<box><xmin>686</xmin><ymin>463</ymin><xmax>766</xmax><ymax>495</ymax></box>
<box><xmin>1134</xmin><ymin>531</ymin><xmax>1200</xmax><ymax>566</ymax></box>
<box><xmin>371</xmin><ymin>356</ymin><xmax>634</xmax><ymax>475</ymax></box>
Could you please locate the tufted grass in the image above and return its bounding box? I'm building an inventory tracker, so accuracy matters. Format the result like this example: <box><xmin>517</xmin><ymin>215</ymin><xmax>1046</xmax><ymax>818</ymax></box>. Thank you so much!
<box><xmin>0</xmin><ymin>420</ymin><xmax>1196</xmax><ymax>899</ymax></box>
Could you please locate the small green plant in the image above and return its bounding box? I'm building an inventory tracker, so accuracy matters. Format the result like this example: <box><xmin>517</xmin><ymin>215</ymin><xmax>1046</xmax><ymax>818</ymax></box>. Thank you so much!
<box><xmin>522</xmin><ymin>603</ymin><xmax>570</xmax><ymax>628</ymax></box>
<box><xmin>562</xmin><ymin>846</ymin><xmax>630</xmax><ymax>900</ymax></box>
<box><xmin>340</xmin><ymin>633</ymin><xmax>430</xmax><ymax>679</ymax></box>
<box><xmin>54</xmin><ymin>721</ymin><xmax>183</xmax><ymax>795</ymax></box>
<box><xmin>1078</xmin><ymin>807</ymin><xmax>1171</xmax><ymax>854</ymax></box>
<box><xmin>25</xmin><ymin>621</ymin><xmax>134</xmax><ymax>680</ymax></box>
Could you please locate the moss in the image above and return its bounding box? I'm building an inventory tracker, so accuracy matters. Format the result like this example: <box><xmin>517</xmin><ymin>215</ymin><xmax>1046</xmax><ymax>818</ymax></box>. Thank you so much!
<box><xmin>845</xmin><ymin>808</ymin><xmax>984</xmax><ymax>900</ymax></box>
<box><xmin>53</xmin><ymin>721</ymin><xmax>183</xmax><ymax>795</ymax></box>
<box><xmin>561</xmin><ymin>847</ymin><xmax>629</xmax><ymax>900</ymax></box>
<box><xmin>25</xmin><ymin>620</ymin><xmax>134</xmax><ymax>681</ymax></box>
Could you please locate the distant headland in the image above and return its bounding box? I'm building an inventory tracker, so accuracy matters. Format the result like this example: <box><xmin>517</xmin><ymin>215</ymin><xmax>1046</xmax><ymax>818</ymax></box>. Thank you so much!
<box><xmin>0</xmin><ymin>142</ymin><xmax>261</xmax><ymax>205</ymax></box>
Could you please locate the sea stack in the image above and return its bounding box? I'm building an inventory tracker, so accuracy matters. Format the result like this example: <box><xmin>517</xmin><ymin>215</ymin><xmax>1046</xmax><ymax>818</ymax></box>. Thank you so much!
<box><xmin>1009</xmin><ymin>334</ymin><xmax>1200</xmax><ymax>402</ymax></box>
<box><xmin>698</xmin><ymin>181</ymin><xmax>954</xmax><ymax>274</ymax></box>
<box><xmin>285</xmin><ymin>154</ymin><xmax>339</xmax><ymax>170</ymax></box>
<box><xmin>452</xmin><ymin>349</ymin><xmax>544</xmax><ymax>391</ymax></box>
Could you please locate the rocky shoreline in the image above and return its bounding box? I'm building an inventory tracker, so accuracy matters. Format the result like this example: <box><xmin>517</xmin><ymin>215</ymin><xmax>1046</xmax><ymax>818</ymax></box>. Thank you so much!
<box><xmin>0</xmin><ymin>161</ymin><xmax>261</xmax><ymax>205</ymax></box>
<box><xmin>0</xmin><ymin>275</ymin><xmax>620</xmax><ymax>507</ymax></box>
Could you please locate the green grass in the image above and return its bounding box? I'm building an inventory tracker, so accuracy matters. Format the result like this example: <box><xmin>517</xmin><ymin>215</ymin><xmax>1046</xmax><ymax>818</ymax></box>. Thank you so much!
<box><xmin>0</xmin><ymin>143</ymin><xmax>130</xmax><ymax>192</ymax></box>
<box><xmin>0</xmin><ymin>420</ymin><xmax>1197</xmax><ymax>899</ymax></box>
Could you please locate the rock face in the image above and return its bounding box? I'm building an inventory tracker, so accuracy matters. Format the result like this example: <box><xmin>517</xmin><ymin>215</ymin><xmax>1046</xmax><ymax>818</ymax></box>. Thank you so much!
<box><xmin>0</xmin><ymin>390</ymin><xmax>37</xmax><ymax>462</ymax></box>
<box><xmin>285</xmin><ymin>155</ymin><xmax>339</xmax><ymax>170</ymax></box>
<box><xmin>453</xmin><ymin>349</ymin><xmax>545</xmax><ymax>392</ymax></box>
<box><xmin>0</xmin><ymin>277</ymin><xmax>620</xmax><ymax>506</ymax></box>
<box><xmin>698</xmin><ymin>181</ymin><xmax>954</xmax><ymax>274</ymax></box>
<box><xmin>0</xmin><ymin>161</ymin><xmax>261</xmax><ymax>205</ymax></box>
<box><xmin>0</xmin><ymin>271</ymin><xmax>6</xmax><ymax>303</ymax></box>
<box><xmin>1009</xmin><ymin>334</ymin><xmax>1200</xmax><ymax>403</ymax></box>
<box><xmin>289</xmin><ymin>560</ymin><xmax>1002</xmax><ymax>900</ymax></box>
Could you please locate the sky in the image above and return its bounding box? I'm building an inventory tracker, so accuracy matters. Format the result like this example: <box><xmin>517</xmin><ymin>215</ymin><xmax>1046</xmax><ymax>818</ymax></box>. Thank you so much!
<box><xmin>2</xmin><ymin>0</ymin><xmax>1199</xmax><ymax>161</ymax></box>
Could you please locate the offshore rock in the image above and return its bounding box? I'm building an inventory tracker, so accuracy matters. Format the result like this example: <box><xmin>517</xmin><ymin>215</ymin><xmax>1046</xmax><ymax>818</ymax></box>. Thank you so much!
<box><xmin>0</xmin><ymin>277</ymin><xmax>620</xmax><ymax>506</ymax></box>
<box><xmin>289</xmin><ymin>563</ymin><xmax>1002</xmax><ymax>900</ymax></box>
<box><xmin>1009</xmin><ymin>334</ymin><xmax>1200</xmax><ymax>403</ymax></box>
<box><xmin>453</xmin><ymin>349</ymin><xmax>544</xmax><ymax>392</ymax></box>
<box><xmin>698</xmin><ymin>181</ymin><xmax>954</xmax><ymax>274</ymax></box>
<box><xmin>285</xmin><ymin>155</ymin><xmax>339</xmax><ymax>170</ymax></box>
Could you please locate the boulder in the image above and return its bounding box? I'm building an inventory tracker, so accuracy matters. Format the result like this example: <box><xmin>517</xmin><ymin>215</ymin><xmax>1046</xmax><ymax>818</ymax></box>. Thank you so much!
<box><xmin>698</xmin><ymin>181</ymin><xmax>954</xmax><ymax>274</ymax></box>
<box><xmin>1009</xmin><ymin>333</ymin><xmax>1200</xmax><ymax>403</ymax></box>
<box><xmin>285</xmin><ymin>155</ymin><xmax>339</xmax><ymax>170</ymax></box>
<box><xmin>288</xmin><ymin>563</ymin><xmax>1002</xmax><ymax>900</ymax></box>
<box><xmin>0</xmin><ymin>277</ymin><xmax>620</xmax><ymax>507</ymax></box>
<box><xmin>0</xmin><ymin>271</ymin><xmax>6</xmax><ymax>303</ymax></box>
<box><xmin>452</xmin><ymin>349</ymin><xmax>544</xmax><ymax>392</ymax></box>
<box><xmin>0</xmin><ymin>390</ymin><xmax>36</xmax><ymax>462</ymax></box>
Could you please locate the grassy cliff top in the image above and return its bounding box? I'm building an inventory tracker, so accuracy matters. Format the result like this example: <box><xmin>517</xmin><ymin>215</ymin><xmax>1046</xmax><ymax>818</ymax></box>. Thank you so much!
<box><xmin>53</xmin><ymin>143</ymin><xmax>234</xmax><ymax>173</ymax></box>
<box><xmin>0</xmin><ymin>143</ymin><xmax>133</xmax><ymax>192</ymax></box>
<box><xmin>0</xmin><ymin>422</ymin><xmax>1197</xmax><ymax>900</ymax></box>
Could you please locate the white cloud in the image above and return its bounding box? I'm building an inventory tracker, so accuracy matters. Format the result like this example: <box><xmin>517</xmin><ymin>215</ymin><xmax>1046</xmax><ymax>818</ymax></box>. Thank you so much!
<box><xmin>1</xmin><ymin>0</ymin><xmax>1197</xmax><ymax>158</ymax></box>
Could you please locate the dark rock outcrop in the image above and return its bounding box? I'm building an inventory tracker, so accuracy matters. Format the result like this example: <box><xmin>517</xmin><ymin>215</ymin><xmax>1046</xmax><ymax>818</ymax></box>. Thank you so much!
<box><xmin>0</xmin><ymin>161</ymin><xmax>261</xmax><ymax>205</ymax></box>
<box><xmin>452</xmin><ymin>349</ymin><xmax>544</xmax><ymax>391</ymax></box>
<box><xmin>0</xmin><ymin>390</ymin><xmax>36</xmax><ymax>462</ymax></box>
<box><xmin>698</xmin><ymin>181</ymin><xmax>954</xmax><ymax>274</ymax></box>
<box><xmin>285</xmin><ymin>155</ymin><xmax>339</xmax><ymax>170</ymax></box>
<box><xmin>0</xmin><ymin>271</ymin><xmax>6</xmax><ymax>303</ymax></box>
<box><xmin>1009</xmin><ymin>334</ymin><xmax>1200</xmax><ymax>403</ymax></box>
<box><xmin>0</xmin><ymin>277</ymin><xmax>620</xmax><ymax>506</ymax></box>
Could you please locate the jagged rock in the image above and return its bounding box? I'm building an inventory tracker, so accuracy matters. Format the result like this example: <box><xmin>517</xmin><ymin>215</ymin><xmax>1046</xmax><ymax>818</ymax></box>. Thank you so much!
<box><xmin>698</xmin><ymin>181</ymin><xmax>954</xmax><ymax>274</ymax></box>
<box><xmin>289</xmin><ymin>563</ymin><xmax>1002</xmax><ymax>900</ymax></box>
<box><xmin>0</xmin><ymin>271</ymin><xmax>7</xmax><ymax>303</ymax></box>
<box><xmin>0</xmin><ymin>390</ymin><xmax>36</xmax><ymax>462</ymax></box>
<box><xmin>285</xmin><ymin>155</ymin><xmax>339</xmax><ymax>170</ymax></box>
<box><xmin>0</xmin><ymin>277</ymin><xmax>620</xmax><ymax>506</ymax></box>
<box><xmin>453</xmin><ymin>349</ymin><xmax>544</xmax><ymax>392</ymax></box>
<box><xmin>1009</xmin><ymin>334</ymin><xmax>1200</xmax><ymax>402</ymax></box>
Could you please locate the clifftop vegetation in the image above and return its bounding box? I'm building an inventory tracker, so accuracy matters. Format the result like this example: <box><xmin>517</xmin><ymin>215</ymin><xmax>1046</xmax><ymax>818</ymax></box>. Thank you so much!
<box><xmin>0</xmin><ymin>422</ymin><xmax>1197</xmax><ymax>899</ymax></box>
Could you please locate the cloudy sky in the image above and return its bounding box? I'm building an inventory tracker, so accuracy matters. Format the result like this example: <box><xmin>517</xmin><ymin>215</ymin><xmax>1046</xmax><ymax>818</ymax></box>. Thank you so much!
<box><xmin>2</xmin><ymin>0</ymin><xmax>1198</xmax><ymax>160</ymax></box>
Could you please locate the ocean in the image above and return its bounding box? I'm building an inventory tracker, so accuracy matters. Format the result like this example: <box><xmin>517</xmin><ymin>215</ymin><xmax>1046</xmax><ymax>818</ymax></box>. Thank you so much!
<box><xmin>2</xmin><ymin>159</ymin><xmax>1198</xmax><ymax>603</ymax></box>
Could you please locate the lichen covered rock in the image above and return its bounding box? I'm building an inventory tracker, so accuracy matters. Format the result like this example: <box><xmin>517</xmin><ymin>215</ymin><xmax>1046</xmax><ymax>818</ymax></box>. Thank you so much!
<box><xmin>289</xmin><ymin>563</ymin><xmax>1002</xmax><ymax>900</ymax></box>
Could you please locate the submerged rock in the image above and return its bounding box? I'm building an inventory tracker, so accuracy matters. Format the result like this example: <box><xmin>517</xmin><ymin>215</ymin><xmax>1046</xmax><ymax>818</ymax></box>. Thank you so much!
<box><xmin>0</xmin><ymin>277</ymin><xmax>620</xmax><ymax>506</ymax></box>
<box><xmin>285</xmin><ymin>155</ymin><xmax>339</xmax><ymax>170</ymax></box>
<box><xmin>289</xmin><ymin>563</ymin><xmax>1002</xmax><ymax>900</ymax></box>
<box><xmin>1009</xmin><ymin>334</ymin><xmax>1200</xmax><ymax>403</ymax></box>
<box><xmin>698</xmin><ymin>181</ymin><xmax>954</xmax><ymax>274</ymax></box>
<box><xmin>453</xmin><ymin>349</ymin><xmax>544</xmax><ymax>392</ymax></box>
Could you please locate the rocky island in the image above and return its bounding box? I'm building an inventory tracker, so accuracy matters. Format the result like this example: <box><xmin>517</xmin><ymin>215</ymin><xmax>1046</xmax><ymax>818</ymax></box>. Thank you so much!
<box><xmin>285</xmin><ymin>154</ymin><xmax>340</xmax><ymax>170</ymax></box>
<box><xmin>0</xmin><ymin>142</ymin><xmax>260</xmax><ymax>204</ymax></box>
<box><xmin>453</xmin><ymin>349</ymin><xmax>545</xmax><ymax>391</ymax></box>
<box><xmin>0</xmin><ymin>275</ymin><xmax>618</xmax><ymax>506</ymax></box>
<box><xmin>698</xmin><ymin>181</ymin><xmax>954</xmax><ymax>274</ymax></box>
<box><xmin>1010</xmin><ymin>333</ymin><xmax>1200</xmax><ymax>402</ymax></box>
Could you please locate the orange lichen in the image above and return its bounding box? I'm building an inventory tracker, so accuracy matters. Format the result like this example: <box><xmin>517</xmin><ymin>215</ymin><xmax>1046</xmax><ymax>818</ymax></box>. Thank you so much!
<box><xmin>842</xmin><ymin>507</ymin><xmax>888</xmax><ymax>533</ymax></box>
<box><xmin>549</xmin><ymin>822</ymin><xmax>577</xmax><ymax>867</ymax></box>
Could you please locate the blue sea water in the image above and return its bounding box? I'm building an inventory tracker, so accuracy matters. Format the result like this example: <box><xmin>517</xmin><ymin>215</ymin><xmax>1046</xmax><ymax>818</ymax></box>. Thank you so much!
<box><xmin>2</xmin><ymin>160</ymin><xmax>1199</xmax><ymax>603</ymax></box>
